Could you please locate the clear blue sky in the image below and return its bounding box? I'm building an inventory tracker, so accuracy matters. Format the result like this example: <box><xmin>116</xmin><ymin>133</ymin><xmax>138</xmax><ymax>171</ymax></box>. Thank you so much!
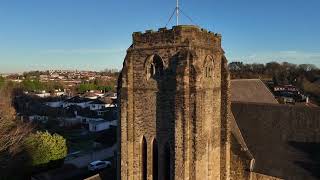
<box><xmin>0</xmin><ymin>0</ymin><xmax>319</xmax><ymax>73</ymax></box>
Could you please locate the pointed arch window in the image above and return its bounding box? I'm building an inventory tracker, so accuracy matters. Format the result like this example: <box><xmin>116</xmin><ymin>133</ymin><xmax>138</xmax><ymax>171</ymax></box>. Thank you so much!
<box><xmin>153</xmin><ymin>139</ymin><xmax>158</xmax><ymax>180</ymax></box>
<box><xmin>146</xmin><ymin>55</ymin><xmax>164</xmax><ymax>80</ymax></box>
<box><xmin>163</xmin><ymin>142</ymin><xmax>170</xmax><ymax>180</ymax></box>
<box><xmin>141</xmin><ymin>137</ymin><xmax>147</xmax><ymax>180</ymax></box>
<box><xmin>204</xmin><ymin>56</ymin><xmax>214</xmax><ymax>78</ymax></box>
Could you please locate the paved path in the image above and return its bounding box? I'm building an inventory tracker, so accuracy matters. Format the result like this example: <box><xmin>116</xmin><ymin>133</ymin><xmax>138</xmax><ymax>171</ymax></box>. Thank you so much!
<box><xmin>65</xmin><ymin>144</ymin><xmax>117</xmax><ymax>168</ymax></box>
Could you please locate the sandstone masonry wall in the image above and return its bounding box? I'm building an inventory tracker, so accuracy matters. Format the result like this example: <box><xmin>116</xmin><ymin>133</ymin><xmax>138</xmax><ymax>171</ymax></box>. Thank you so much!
<box><xmin>118</xmin><ymin>25</ymin><xmax>230</xmax><ymax>180</ymax></box>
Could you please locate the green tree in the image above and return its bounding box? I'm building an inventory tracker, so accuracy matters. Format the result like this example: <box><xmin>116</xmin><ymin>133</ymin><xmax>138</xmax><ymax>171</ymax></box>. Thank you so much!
<box><xmin>0</xmin><ymin>76</ymin><xmax>5</xmax><ymax>89</ymax></box>
<box><xmin>44</xmin><ymin>81</ymin><xmax>64</xmax><ymax>92</ymax></box>
<box><xmin>21</xmin><ymin>79</ymin><xmax>45</xmax><ymax>92</ymax></box>
<box><xmin>24</xmin><ymin>131</ymin><xmax>67</xmax><ymax>166</ymax></box>
<box><xmin>77</xmin><ymin>83</ymin><xmax>97</xmax><ymax>93</ymax></box>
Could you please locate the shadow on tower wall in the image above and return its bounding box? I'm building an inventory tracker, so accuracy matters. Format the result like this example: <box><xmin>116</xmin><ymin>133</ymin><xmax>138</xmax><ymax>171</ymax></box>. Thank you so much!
<box><xmin>155</xmin><ymin>52</ymin><xmax>180</xmax><ymax>180</ymax></box>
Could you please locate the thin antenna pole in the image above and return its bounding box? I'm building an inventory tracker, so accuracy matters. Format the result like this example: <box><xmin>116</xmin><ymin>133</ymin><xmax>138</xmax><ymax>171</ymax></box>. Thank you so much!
<box><xmin>176</xmin><ymin>0</ymin><xmax>179</xmax><ymax>25</ymax></box>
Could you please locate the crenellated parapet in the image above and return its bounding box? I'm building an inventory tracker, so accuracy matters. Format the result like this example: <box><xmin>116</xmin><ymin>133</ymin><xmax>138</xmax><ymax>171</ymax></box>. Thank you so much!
<box><xmin>131</xmin><ymin>25</ymin><xmax>222</xmax><ymax>50</ymax></box>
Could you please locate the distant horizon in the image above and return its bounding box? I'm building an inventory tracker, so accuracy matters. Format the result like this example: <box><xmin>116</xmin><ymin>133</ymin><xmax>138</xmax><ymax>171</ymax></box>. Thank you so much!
<box><xmin>0</xmin><ymin>0</ymin><xmax>319</xmax><ymax>73</ymax></box>
<box><xmin>0</xmin><ymin>59</ymin><xmax>319</xmax><ymax>75</ymax></box>
<box><xmin>0</xmin><ymin>68</ymin><xmax>121</xmax><ymax>74</ymax></box>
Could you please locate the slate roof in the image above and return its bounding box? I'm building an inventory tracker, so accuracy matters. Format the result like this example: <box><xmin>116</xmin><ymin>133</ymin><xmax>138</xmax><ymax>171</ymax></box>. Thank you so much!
<box><xmin>230</xmin><ymin>112</ymin><xmax>254</xmax><ymax>161</ymax></box>
<box><xmin>231</xmin><ymin>79</ymin><xmax>278</xmax><ymax>104</ymax></box>
<box><xmin>89</xmin><ymin>119</ymin><xmax>109</xmax><ymax>125</ymax></box>
<box><xmin>89</xmin><ymin>99</ymin><xmax>107</xmax><ymax>105</ymax></box>
<box><xmin>232</xmin><ymin>102</ymin><xmax>320</xmax><ymax>180</ymax></box>
<box><xmin>64</xmin><ymin>96</ymin><xmax>92</xmax><ymax>103</ymax></box>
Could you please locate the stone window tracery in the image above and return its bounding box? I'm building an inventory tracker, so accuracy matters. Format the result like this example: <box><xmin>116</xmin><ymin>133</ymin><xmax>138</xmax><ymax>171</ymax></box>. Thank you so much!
<box><xmin>204</xmin><ymin>56</ymin><xmax>214</xmax><ymax>78</ymax></box>
<box><xmin>146</xmin><ymin>55</ymin><xmax>164</xmax><ymax>80</ymax></box>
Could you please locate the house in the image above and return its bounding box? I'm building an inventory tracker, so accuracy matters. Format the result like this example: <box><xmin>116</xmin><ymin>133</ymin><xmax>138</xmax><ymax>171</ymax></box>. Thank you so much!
<box><xmin>76</xmin><ymin>107</ymin><xmax>118</xmax><ymax>124</ymax></box>
<box><xmin>46</xmin><ymin>101</ymin><xmax>63</xmax><ymax>108</ymax></box>
<box><xmin>88</xmin><ymin>119</ymin><xmax>117</xmax><ymax>132</ymax></box>
<box><xmin>105</xmin><ymin>92</ymin><xmax>117</xmax><ymax>99</ymax></box>
<box><xmin>89</xmin><ymin>99</ymin><xmax>107</xmax><ymax>111</ymax></box>
<box><xmin>35</xmin><ymin>90</ymin><xmax>51</xmax><ymax>98</ymax></box>
<box><xmin>97</xmin><ymin>110</ymin><xmax>107</xmax><ymax>116</ymax></box>
<box><xmin>29</xmin><ymin>115</ymin><xmax>49</xmax><ymax>123</ymax></box>
<box><xmin>11</xmin><ymin>79</ymin><xmax>23</xmax><ymax>83</ymax></box>
<box><xmin>230</xmin><ymin>79</ymin><xmax>309</xmax><ymax>105</ymax></box>
<box><xmin>39</xmin><ymin>75</ymin><xmax>48</xmax><ymax>81</ymax></box>
<box><xmin>279</xmin><ymin>96</ymin><xmax>295</xmax><ymax>104</ymax></box>
<box><xmin>53</xmin><ymin>89</ymin><xmax>66</xmax><ymax>96</ymax></box>
<box><xmin>76</xmin><ymin>115</ymin><xmax>105</xmax><ymax>124</ymax></box>
<box><xmin>83</xmin><ymin>92</ymin><xmax>98</xmax><ymax>99</ymax></box>
<box><xmin>63</xmin><ymin>96</ymin><xmax>92</xmax><ymax>108</ymax></box>
<box><xmin>274</xmin><ymin>85</ymin><xmax>299</xmax><ymax>92</ymax></box>
<box><xmin>100</xmin><ymin>96</ymin><xmax>117</xmax><ymax>108</ymax></box>
<box><xmin>59</xmin><ymin>117</ymin><xmax>81</xmax><ymax>127</ymax></box>
<box><xmin>273</xmin><ymin>85</ymin><xmax>308</xmax><ymax>104</ymax></box>
<box><xmin>92</xmin><ymin>90</ymin><xmax>105</xmax><ymax>97</ymax></box>
<box><xmin>83</xmin><ymin>90</ymin><xmax>105</xmax><ymax>99</ymax></box>
<box><xmin>89</xmin><ymin>120</ymin><xmax>109</xmax><ymax>132</ymax></box>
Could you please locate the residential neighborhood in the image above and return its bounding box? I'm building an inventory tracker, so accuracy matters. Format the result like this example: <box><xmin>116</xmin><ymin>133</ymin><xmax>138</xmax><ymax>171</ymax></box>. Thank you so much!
<box><xmin>0</xmin><ymin>70</ymin><xmax>119</xmax><ymax>179</ymax></box>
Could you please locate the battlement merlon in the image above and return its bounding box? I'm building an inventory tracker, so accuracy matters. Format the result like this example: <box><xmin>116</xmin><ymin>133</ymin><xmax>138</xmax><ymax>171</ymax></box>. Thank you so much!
<box><xmin>131</xmin><ymin>25</ymin><xmax>222</xmax><ymax>49</ymax></box>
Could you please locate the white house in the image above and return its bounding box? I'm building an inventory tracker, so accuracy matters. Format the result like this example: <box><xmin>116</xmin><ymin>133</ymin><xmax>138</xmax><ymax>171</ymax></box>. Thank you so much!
<box><xmin>88</xmin><ymin>120</ymin><xmax>117</xmax><ymax>132</ymax></box>
<box><xmin>29</xmin><ymin>115</ymin><xmax>49</xmax><ymax>123</ymax></box>
<box><xmin>53</xmin><ymin>89</ymin><xmax>66</xmax><ymax>96</ymax></box>
<box><xmin>84</xmin><ymin>93</ymin><xmax>98</xmax><ymax>100</ymax></box>
<box><xmin>35</xmin><ymin>91</ymin><xmax>51</xmax><ymax>98</ymax></box>
<box><xmin>76</xmin><ymin>115</ymin><xmax>104</xmax><ymax>124</ymax></box>
<box><xmin>90</xmin><ymin>90</ymin><xmax>105</xmax><ymax>97</ymax></box>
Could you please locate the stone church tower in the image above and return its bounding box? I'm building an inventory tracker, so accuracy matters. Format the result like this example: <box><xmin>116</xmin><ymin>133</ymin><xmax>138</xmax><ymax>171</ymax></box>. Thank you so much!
<box><xmin>118</xmin><ymin>25</ymin><xmax>231</xmax><ymax>180</ymax></box>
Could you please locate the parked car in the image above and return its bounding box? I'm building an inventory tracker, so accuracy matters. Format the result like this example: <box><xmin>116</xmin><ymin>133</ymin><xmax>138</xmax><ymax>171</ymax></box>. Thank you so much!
<box><xmin>88</xmin><ymin>160</ymin><xmax>111</xmax><ymax>171</ymax></box>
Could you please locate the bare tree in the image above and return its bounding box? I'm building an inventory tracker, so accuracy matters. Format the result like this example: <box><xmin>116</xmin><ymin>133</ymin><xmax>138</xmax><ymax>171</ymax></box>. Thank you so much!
<box><xmin>298</xmin><ymin>64</ymin><xmax>318</xmax><ymax>72</ymax></box>
<box><xmin>0</xmin><ymin>82</ymin><xmax>32</xmax><ymax>154</ymax></box>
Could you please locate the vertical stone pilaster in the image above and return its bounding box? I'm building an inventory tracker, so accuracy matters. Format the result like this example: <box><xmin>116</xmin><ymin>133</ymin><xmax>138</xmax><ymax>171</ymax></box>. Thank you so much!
<box><xmin>220</xmin><ymin>55</ymin><xmax>231</xmax><ymax>180</ymax></box>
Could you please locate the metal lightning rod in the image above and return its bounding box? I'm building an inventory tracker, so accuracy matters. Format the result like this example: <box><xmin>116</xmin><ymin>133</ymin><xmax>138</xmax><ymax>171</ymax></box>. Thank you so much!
<box><xmin>176</xmin><ymin>0</ymin><xmax>179</xmax><ymax>25</ymax></box>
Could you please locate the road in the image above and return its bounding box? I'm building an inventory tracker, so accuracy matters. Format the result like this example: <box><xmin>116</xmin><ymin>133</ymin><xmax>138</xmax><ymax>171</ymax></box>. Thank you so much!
<box><xmin>65</xmin><ymin>144</ymin><xmax>117</xmax><ymax>168</ymax></box>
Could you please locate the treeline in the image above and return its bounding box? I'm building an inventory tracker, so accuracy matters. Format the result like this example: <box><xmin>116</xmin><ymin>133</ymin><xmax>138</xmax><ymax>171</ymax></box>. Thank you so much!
<box><xmin>23</xmin><ymin>71</ymin><xmax>49</xmax><ymax>78</ymax></box>
<box><xmin>20</xmin><ymin>79</ymin><xmax>115</xmax><ymax>94</ymax></box>
<box><xmin>101</xmin><ymin>68</ymin><xmax>120</xmax><ymax>76</ymax></box>
<box><xmin>229</xmin><ymin>61</ymin><xmax>319</xmax><ymax>85</ymax></box>
<box><xmin>17</xmin><ymin>78</ymin><xmax>115</xmax><ymax>94</ymax></box>
<box><xmin>77</xmin><ymin>83</ymin><xmax>113</xmax><ymax>93</ymax></box>
<box><xmin>229</xmin><ymin>61</ymin><xmax>320</xmax><ymax>104</ymax></box>
<box><xmin>77</xmin><ymin>78</ymin><xmax>116</xmax><ymax>93</ymax></box>
<box><xmin>21</xmin><ymin>79</ymin><xmax>64</xmax><ymax>92</ymax></box>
